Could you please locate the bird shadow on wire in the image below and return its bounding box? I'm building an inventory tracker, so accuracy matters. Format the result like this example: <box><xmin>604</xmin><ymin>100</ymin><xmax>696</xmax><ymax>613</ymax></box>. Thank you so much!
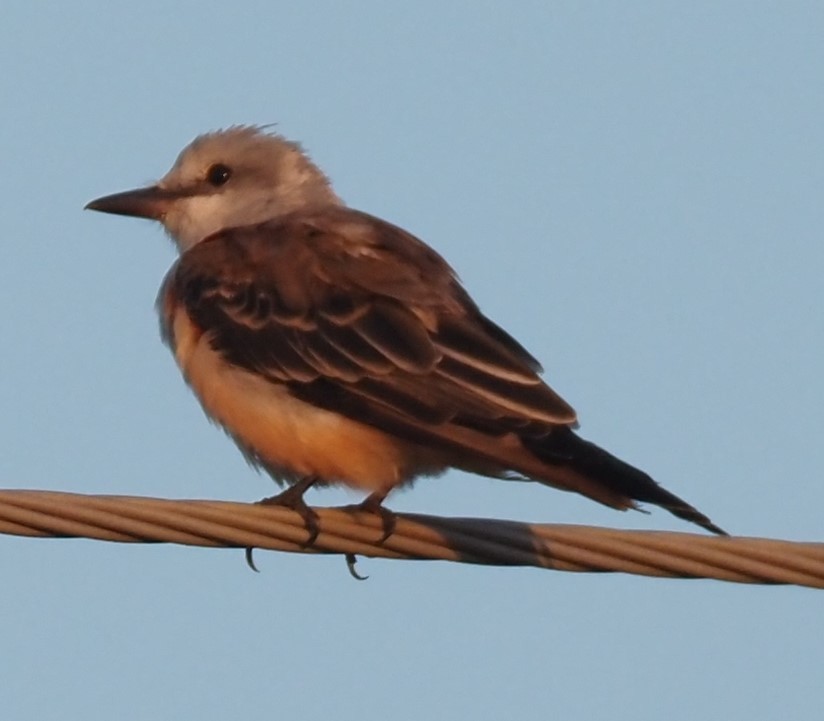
<box><xmin>400</xmin><ymin>511</ymin><xmax>561</xmax><ymax>568</ymax></box>
<box><xmin>296</xmin><ymin>507</ymin><xmax>565</xmax><ymax>579</ymax></box>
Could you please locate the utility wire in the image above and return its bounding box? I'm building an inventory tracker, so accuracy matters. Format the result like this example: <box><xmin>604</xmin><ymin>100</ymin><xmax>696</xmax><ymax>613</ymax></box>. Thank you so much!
<box><xmin>1</xmin><ymin>490</ymin><xmax>821</xmax><ymax>587</ymax></box>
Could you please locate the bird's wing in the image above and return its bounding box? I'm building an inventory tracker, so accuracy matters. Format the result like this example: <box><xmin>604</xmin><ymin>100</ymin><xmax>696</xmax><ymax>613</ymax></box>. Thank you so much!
<box><xmin>166</xmin><ymin>207</ymin><xmax>577</xmax><ymax>458</ymax></box>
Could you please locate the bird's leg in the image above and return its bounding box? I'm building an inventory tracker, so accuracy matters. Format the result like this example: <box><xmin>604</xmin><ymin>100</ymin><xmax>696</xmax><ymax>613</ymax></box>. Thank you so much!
<box><xmin>257</xmin><ymin>475</ymin><xmax>321</xmax><ymax>544</ymax></box>
<box><xmin>349</xmin><ymin>489</ymin><xmax>396</xmax><ymax>543</ymax></box>
<box><xmin>245</xmin><ymin>476</ymin><xmax>320</xmax><ymax>571</ymax></box>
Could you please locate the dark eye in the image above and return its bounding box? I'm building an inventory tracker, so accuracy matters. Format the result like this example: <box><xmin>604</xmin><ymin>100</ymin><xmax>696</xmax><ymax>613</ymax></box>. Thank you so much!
<box><xmin>206</xmin><ymin>163</ymin><xmax>232</xmax><ymax>187</ymax></box>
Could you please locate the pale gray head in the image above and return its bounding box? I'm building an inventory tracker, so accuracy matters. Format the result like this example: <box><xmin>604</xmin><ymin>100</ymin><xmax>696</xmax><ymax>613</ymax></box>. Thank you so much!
<box><xmin>85</xmin><ymin>126</ymin><xmax>342</xmax><ymax>251</ymax></box>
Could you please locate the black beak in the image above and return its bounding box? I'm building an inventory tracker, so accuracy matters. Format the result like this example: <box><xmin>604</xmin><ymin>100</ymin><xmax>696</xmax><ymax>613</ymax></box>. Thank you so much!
<box><xmin>85</xmin><ymin>185</ymin><xmax>185</xmax><ymax>220</ymax></box>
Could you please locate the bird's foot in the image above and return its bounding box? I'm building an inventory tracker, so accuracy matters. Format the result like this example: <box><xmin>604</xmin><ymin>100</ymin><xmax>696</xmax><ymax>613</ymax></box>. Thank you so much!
<box><xmin>257</xmin><ymin>481</ymin><xmax>321</xmax><ymax>545</ymax></box>
<box><xmin>244</xmin><ymin>477</ymin><xmax>320</xmax><ymax>571</ymax></box>
<box><xmin>345</xmin><ymin>492</ymin><xmax>396</xmax><ymax>543</ymax></box>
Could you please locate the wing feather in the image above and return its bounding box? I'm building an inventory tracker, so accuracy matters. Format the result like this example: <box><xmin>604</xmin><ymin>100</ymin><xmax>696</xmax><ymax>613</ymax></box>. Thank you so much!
<box><xmin>314</xmin><ymin>318</ymin><xmax>397</xmax><ymax>375</ymax></box>
<box><xmin>434</xmin><ymin>315</ymin><xmax>542</xmax><ymax>382</ymax></box>
<box><xmin>348</xmin><ymin>301</ymin><xmax>440</xmax><ymax>373</ymax></box>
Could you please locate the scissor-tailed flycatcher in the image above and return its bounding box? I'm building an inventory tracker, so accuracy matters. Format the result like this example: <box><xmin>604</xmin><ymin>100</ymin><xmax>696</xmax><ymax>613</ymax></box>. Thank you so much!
<box><xmin>86</xmin><ymin>126</ymin><xmax>725</xmax><ymax>535</ymax></box>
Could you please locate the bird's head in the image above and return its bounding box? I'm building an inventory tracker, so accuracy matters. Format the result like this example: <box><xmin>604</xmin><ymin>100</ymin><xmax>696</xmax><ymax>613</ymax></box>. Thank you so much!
<box><xmin>85</xmin><ymin>126</ymin><xmax>341</xmax><ymax>251</ymax></box>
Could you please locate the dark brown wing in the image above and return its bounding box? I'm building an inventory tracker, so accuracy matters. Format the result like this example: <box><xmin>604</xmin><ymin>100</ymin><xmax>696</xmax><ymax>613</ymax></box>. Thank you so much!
<box><xmin>172</xmin><ymin>207</ymin><xmax>577</xmax><ymax>440</ymax></box>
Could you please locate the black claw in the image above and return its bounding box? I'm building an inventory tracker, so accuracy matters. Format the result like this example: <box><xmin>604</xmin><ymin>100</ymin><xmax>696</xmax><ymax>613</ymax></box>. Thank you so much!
<box><xmin>245</xmin><ymin>546</ymin><xmax>260</xmax><ymax>572</ymax></box>
<box><xmin>346</xmin><ymin>553</ymin><xmax>369</xmax><ymax>581</ymax></box>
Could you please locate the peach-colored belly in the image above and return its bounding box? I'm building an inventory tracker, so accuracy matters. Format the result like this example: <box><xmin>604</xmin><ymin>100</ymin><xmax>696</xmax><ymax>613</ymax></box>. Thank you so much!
<box><xmin>170</xmin><ymin>309</ymin><xmax>442</xmax><ymax>491</ymax></box>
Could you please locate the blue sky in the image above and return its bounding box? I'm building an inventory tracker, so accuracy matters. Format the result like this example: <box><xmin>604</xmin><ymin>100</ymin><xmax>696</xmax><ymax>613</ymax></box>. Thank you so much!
<box><xmin>1</xmin><ymin>3</ymin><xmax>822</xmax><ymax>720</ymax></box>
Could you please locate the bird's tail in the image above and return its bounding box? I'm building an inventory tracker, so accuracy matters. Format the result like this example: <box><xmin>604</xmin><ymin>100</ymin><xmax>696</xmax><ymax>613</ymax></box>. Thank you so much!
<box><xmin>522</xmin><ymin>428</ymin><xmax>727</xmax><ymax>535</ymax></box>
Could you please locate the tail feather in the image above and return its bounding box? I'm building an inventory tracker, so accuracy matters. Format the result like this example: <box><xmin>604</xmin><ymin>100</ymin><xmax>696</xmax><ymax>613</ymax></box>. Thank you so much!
<box><xmin>523</xmin><ymin>428</ymin><xmax>727</xmax><ymax>535</ymax></box>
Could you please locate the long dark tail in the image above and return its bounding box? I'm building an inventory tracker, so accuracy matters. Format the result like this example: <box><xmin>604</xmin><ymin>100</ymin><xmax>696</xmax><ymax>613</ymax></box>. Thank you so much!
<box><xmin>523</xmin><ymin>427</ymin><xmax>727</xmax><ymax>535</ymax></box>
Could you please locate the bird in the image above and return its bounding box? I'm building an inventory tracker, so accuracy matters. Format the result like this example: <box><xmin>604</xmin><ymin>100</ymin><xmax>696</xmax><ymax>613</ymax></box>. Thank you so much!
<box><xmin>85</xmin><ymin>125</ymin><xmax>725</xmax><ymax>538</ymax></box>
